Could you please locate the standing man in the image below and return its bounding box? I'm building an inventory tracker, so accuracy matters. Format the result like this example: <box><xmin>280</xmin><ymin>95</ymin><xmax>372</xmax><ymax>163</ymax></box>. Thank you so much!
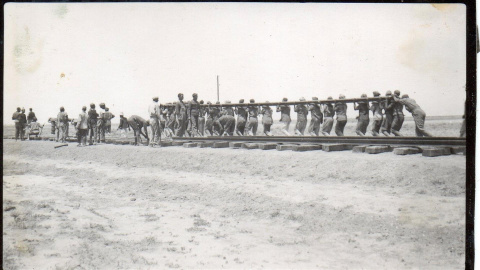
<box><xmin>187</xmin><ymin>93</ymin><xmax>201</xmax><ymax>137</ymax></box>
<box><xmin>88</xmin><ymin>103</ymin><xmax>98</xmax><ymax>145</ymax></box>
<box><xmin>260</xmin><ymin>102</ymin><xmax>274</xmax><ymax>136</ymax></box>
<box><xmin>103</xmin><ymin>108</ymin><xmax>115</xmax><ymax>134</ymax></box>
<box><xmin>198</xmin><ymin>100</ymin><xmax>206</xmax><ymax>136</ymax></box>
<box><xmin>294</xmin><ymin>98</ymin><xmax>308</xmax><ymax>135</ymax></box>
<box><xmin>380</xmin><ymin>91</ymin><xmax>394</xmax><ymax>136</ymax></box>
<box><xmin>148</xmin><ymin>96</ymin><xmax>161</xmax><ymax>146</ymax></box>
<box><xmin>334</xmin><ymin>95</ymin><xmax>348</xmax><ymax>136</ymax></box>
<box><xmin>370</xmin><ymin>91</ymin><xmax>383</xmax><ymax>136</ymax></box>
<box><xmin>353</xmin><ymin>94</ymin><xmax>370</xmax><ymax>136</ymax></box>
<box><xmin>391</xmin><ymin>90</ymin><xmax>405</xmax><ymax>136</ymax></box>
<box><xmin>205</xmin><ymin>101</ymin><xmax>215</xmax><ymax>136</ymax></box>
<box><xmin>234</xmin><ymin>99</ymin><xmax>248</xmax><ymax>136</ymax></box>
<box><xmin>321</xmin><ymin>97</ymin><xmax>335</xmax><ymax>136</ymax></box>
<box><xmin>308</xmin><ymin>97</ymin><xmax>323</xmax><ymax>136</ymax></box>
<box><xmin>18</xmin><ymin>108</ymin><xmax>27</xmax><ymax>141</ymax></box>
<box><xmin>276</xmin><ymin>98</ymin><xmax>291</xmax><ymax>136</ymax></box>
<box><xmin>393</xmin><ymin>94</ymin><xmax>433</xmax><ymax>137</ymax></box>
<box><xmin>77</xmin><ymin>106</ymin><xmax>89</xmax><ymax>147</ymax></box>
<box><xmin>127</xmin><ymin>115</ymin><xmax>150</xmax><ymax>145</ymax></box>
<box><xmin>246</xmin><ymin>99</ymin><xmax>259</xmax><ymax>136</ymax></box>
<box><xmin>175</xmin><ymin>93</ymin><xmax>188</xmax><ymax>137</ymax></box>
<box><xmin>48</xmin><ymin>117</ymin><xmax>58</xmax><ymax>141</ymax></box>
<box><xmin>97</xmin><ymin>103</ymin><xmax>106</xmax><ymax>143</ymax></box>
<box><xmin>12</xmin><ymin>107</ymin><xmax>21</xmax><ymax>141</ymax></box>
<box><xmin>27</xmin><ymin>108</ymin><xmax>36</xmax><ymax>125</ymax></box>
<box><xmin>57</xmin><ymin>107</ymin><xmax>69</xmax><ymax>143</ymax></box>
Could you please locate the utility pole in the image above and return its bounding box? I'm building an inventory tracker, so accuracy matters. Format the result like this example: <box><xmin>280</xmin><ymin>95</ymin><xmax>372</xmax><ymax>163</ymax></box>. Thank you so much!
<box><xmin>217</xmin><ymin>75</ymin><xmax>220</xmax><ymax>102</ymax></box>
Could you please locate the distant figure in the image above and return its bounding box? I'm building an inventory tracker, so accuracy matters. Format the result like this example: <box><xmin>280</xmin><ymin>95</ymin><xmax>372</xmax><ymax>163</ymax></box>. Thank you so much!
<box><xmin>97</xmin><ymin>103</ymin><xmax>106</xmax><ymax>143</ymax></box>
<box><xmin>460</xmin><ymin>101</ymin><xmax>466</xmax><ymax>138</ymax></box>
<box><xmin>148</xmin><ymin>96</ymin><xmax>161</xmax><ymax>146</ymax></box>
<box><xmin>127</xmin><ymin>115</ymin><xmax>150</xmax><ymax>145</ymax></box>
<box><xmin>27</xmin><ymin>108</ymin><xmax>36</xmax><ymax>125</ymax></box>
<box><xmin>198</xmin><ymin>100</ymin><xmax>206</xmax><ymax>136</ymax></box>
<box><xmin>235</xmin><ymin>99</ymin><xmax>248</xmax><ymax>136</ymax></box>
<box><xmin>353</xmin><ymin>94</ymin><xmax>370</xmax><ymax>136</ymax></box>
<box><xmin>27</xmin><ymin>118</ymin><xmax>42</xmax><ymax>140</ymax></box>
<box><xmin>391</xmin><ymin>90</ymin><xmax>405</xmax><ymax>136</ymax></box>
<box><xmin>276</xmin><ymin>98</ymin><xmax>291</xmax><ymax>136</ymax></box>
<box><xmin>103</xmin><ymin>107</ymin><xmax>115</xmax><ymax>134</ymax></box>
<box><xmin>294</xmin><ymin>97</ymin><xmax>308</xmax><ymax>135</ymax></box>
<box><xmin>12</xmin><ymin>107</ymin><xmax>21</xmax><ymax>141</ymax></box>
<box><xmin>117</xmin><ymin>112</ymin><xmax>130</xmax><ymax>137</ymax></box>
<box><xmin>321</xmin><ymin>97</ymin><xmax>335</xmax><ymax>136</ymax></box>
<box><xmin>334</xmin><ymin>95</ymin><xmax>348</xmax><ymax>136</ymax></box>
<box><xmin>260</xmin><ymin>102</ymin><xmax>274</xmax><ymax>136</ymax></box>
<box><xmin>380</xmin><ymin>91</ymin><xmax>394</xmax><ymax>136</ymax></box>
<box><xmin>308</xmin><ymin>97</ymin><xmax>323</xmax><ymax>136</ymax></box>
<box><xmin>246</xmin><ymin>99</ymin><xmax>259</xmax><ymax>136</ymax></box>
<box><xmin>187</xmin><ymin>93</ymin><xmax>201</xmax><ymax>137</ymax></box>
<box><xmin>57</xmin><ymin>107</ymin><xmax>69</xmax><ymax>143</ymax></box>
<box><xmin>88</xmin><ymin>103</ymin><xmax>98</xmax><ymax>145</ymax></box>
<box><xmin>175</xmin><ymin>93</ymin><xmax>188</xmax><ymax>137</ymax></box>
<box><xmin>370</xmin><ymin>91</ymin><xmax>383</xmax><ymax>136</ymax></box>
<box><xmin>393</xmin><ymin>94</ymin><xmax>433</xmax><ymax>137</ymax></box>
<box><xmin>77</xmin><ymin>106</ymin><xmax>89</xmax><ymax>147</ymax></box>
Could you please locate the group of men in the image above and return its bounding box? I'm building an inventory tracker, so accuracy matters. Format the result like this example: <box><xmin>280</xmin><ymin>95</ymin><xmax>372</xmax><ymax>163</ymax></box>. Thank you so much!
<box><xmin>11</xmin><ymin>107</ymin><xmax>42</xmax><ymax>141</ymax></box>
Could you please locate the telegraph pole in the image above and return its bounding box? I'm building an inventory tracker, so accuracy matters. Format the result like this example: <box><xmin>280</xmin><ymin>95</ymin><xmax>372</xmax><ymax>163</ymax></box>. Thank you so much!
<box><xmin>217</xmin><ymin>75</ymin><xmax>220</xmax><ymax>102</ymax></box>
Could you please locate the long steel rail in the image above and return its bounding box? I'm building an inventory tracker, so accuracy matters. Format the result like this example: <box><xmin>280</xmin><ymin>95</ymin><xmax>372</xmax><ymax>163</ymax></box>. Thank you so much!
<box><xmin>172</xmin><ymin>136</ymin><xmax>466</xmax><ymax>146</ymax></box>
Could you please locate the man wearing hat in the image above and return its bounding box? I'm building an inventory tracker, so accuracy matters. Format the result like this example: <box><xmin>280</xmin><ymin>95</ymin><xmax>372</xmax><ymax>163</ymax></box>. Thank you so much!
<box><xmin>57</xmin><ymin>106</ymin><xmax>69</xmax><ymax>143</ymax></box>
<box><xmin>370</xmin><ymin>91</ymin><xmax>384</xmax><ymax>136</ymax></box>
<box><xmin>127</xmin><ymin>115</ymin><xmax>150</xmax><ymax>145</ymax></box>
<box><xmin>12</xmin><ymin>107</ymin><xmax>21</xmax><ymax>141</ymax></box>
<box><xmin>77</xmin><ymin>106</ymin><xmax>89</xmax><ymax>146</ymax></box>
<box><xmin>117</xmin><ymin>112</ymin><xmax>131</xmax><ymax>137</ymax></box>
<box><xmin>276</xmin><ymin>98</ymin><xmax>291</xmax><ymax>136</ymax></box>
<box><xmin>321</xmin><ymin>97</ymin><xmax>335</xmax><ymax>135</ymax></box>
<box><xmin>96</xmin><ymin>102</ymin><xmax>106</xmax><ymax>143</ymax></box>
<box><xmin>334</xmin><ymin>94</ymin><xmax>348</xmax><ymax>136</ymax></box>
<box><xmin>308</xmin><ymin>97</ymin><xmax>323</xmax><ymax>136</ymax></box>
<box><xmin>103</xmin><ymin>107</ymin><xmax>115</xmax><ymax>134</ymax></box>
<box><xmin>27</xmin><ymin>108</ymin><xmax>36</xmax><ymax>125</ymax></box>
<box><xmin>18</xmin><ymin>108</ymin><xmax>27</xmax><ymax>141</ymax></box>
<box><xmin>393</xmin><ymin>93</ymin><xmax>433</xmax><ymax>137</ymax></box>
<box><xmin>260</xmin><ymin>101</ymin><xmax>274</xmax><ymax>136</ymax></box>
<box><xmin>234</xmin><ymin>99</ymin><xmax>248</xmax><ymax>136</ymax></box>
<box><xmin>246</xmin><ymin>99</ymin><xmax>259</xmax><ymax>136</ymax></box>
<box><xmin>353</xmin><ymin>94</ymin><xmax>370</xmax><ymax>136</ymax></box>
<box><xmin>294</xmin><ymin>98</ymin><xmax>308</xmax><ymax>135</ymax></box>
<box><xmin>391</xmin><ymin>90</ymin><xmax>405</xmax><ymax>136</ymax></box>
<box><xmin>175</xmin><ymin>93</ymin><xmax>188</xmax><ymax>137</ymax></box>
<box><xmin>148</xmin><ymin>96</ymin><xmax>161</xmax><ymax>146</ymax></box>
<box><xmin>187</xmin><ymin>93</ymin><xmax>201</xmax><ymax>137</ymax></box>
<box><xmin>87</xmin><ymin>103</ymin><xmax>99</xmax><ymax>145</ymax></box>
<box><xmin>380</xmin><ymin>91</ymin><xmax>394</xmax><ymax>136</ymax></box>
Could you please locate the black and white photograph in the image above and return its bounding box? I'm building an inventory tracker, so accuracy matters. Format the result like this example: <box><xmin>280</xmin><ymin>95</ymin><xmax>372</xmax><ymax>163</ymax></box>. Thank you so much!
<box><xmin>3</xmin><ymin>2</ymin><xmax>471</xmax><ymax>269</ymax></box>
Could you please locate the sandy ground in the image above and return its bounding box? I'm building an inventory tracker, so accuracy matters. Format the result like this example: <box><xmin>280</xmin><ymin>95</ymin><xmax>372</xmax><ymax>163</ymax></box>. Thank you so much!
<box><xmin>3</xmin><ymin>139</ymin><xmax>465</xmax><ymax>269</ymax></box>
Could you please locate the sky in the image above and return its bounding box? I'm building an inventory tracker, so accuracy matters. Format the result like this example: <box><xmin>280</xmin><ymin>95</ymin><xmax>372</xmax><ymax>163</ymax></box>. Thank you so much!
<box><xmin>4</xmin><ymin>3</ymin><xmax>466</xmax><ymax>123</ymax></box>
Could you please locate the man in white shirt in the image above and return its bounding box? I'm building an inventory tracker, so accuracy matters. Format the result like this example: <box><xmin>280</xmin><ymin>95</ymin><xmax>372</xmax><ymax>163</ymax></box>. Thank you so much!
<box><xmin>148</xmin><ymin>96</ymin><xmax>161</xmax><ymax>146</ymax></box>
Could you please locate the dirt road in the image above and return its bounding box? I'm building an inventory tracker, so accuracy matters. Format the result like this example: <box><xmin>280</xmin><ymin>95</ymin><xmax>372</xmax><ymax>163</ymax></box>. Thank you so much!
<box><xmin>3</xmin><ymin>140</ymin><xmax>465</xmax><ymax>269</ymax></box>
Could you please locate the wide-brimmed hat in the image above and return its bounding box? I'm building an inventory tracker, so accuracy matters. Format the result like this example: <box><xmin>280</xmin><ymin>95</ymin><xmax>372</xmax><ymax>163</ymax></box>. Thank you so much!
<box><xmin>372</xmin><ymin>91</ymin><xmax>380</xmax><ymax>97</ymax></box>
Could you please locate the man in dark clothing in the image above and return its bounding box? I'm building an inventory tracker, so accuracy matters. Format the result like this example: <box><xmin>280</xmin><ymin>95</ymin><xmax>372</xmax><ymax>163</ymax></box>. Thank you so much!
<box><xmin>57</xmin><ymin>107</ymin><xmax>69</xmax><ymax>143</ymax></box>
<box><xmin>308</xmin><ymin>97</ymin><xmax>323</xmax><ymax>136</ymax></box>
<box><xmin>321</xmin><ymin>97</ymin><xmax>335</xmax><ymax>136</ymax></box>
<box><xmin>393</xmin><ymin>94</ymin><xmax>433</xmax><ymax>137</ymax></box>
<box><xmin>175</xmin><ymin>93</ymin><xmax>188</xmax><ymax>137</ymax></box>
<box><xmin>370</xmin><ymin>91</ymin><xmax>383</xmax><ymax>136</ymax></box>
<box><xmin>391</xmin><ymin>90</ymin><xmax>405</xmax><ymax>136</ymax></box>
<box><xmin>97</xmin><ymin>103</ymin><xmax>106</xmax><ymax>143</ymax></box>
<box><xmin>246</xmin><ymin>99</ymin><xmax>259</xmax><ymax>136</ymax></box>
<box><xmin>334</xmin><ymin>95</ymin><xmax>348</xmax><ymax>136</ymax></box>
<box><xmin>127</xmin><ymin>115</ymin><xmax>150</xmax><ymax>145</ymax></box>
<box><xmin>205</xmin><ymin>102</ymin><xmax>215</xmax><ymax>136</ymax></box>
<box><xmin>103</xmin><ymin>107</ymin><xmax>115</xmax><ymax>134</ymax></box>
<box><xmin>187</xmin><ymin>93</ymin><xmax>201</xmax><ymax>137</ymax></box>
<box><xmin>380</xmin><ymin>91</ymin><xmax>394</xmax><ymax>136</ymax></box>
<box><xmin>12</xmin><ymin>107</ymin><xmax>21</xmax><ymax>141</ymax></box>
<box><xmin>234</xmin><ymin>99</ymin><xmax>248</xmax><ymax>136</ymax></box>
<box><xmin>198</xmin><ymin>100</ymin><xmax>206</xmax><ymax>136</ymax></box>
<box><xmin>117</xmin><ymin>112</ymin><xmax>131</xmax><ymax>137</ymax></box>
<box><xmin>294</xmin><ymin>98</ymin><xmax>308</xmax><ymax>135</ymax></box>
<box><xmin>88</xmin><ymin>103</ymin><xmax>99</xmax><ymax>145</ymax></box>
<box><xmin>353</xmin><ymin>94</ymin><xmax>370</xmax><ymax>136</ymax></box>
<box><xmin>18</xmin><ymin>108</ymin><xmax>27</xmax><ymax>141</ymax></box>
<box><xmin>260</xmin><ymin>102</ymin><xmax>274</xmax><ymax>136</ymax></box>
<box><xmin>27</xmin><ymin>108</ymin><xmax>36</xmax><ymax>125</ymax></box>
<box><xmin>276</xmin><ymin>98</ymin><xmax>291</xmax><ymax>136</ymax></box>
<box><xmin>460</xmin><ymin>100</ymin><xmax>466</xmax><ymax>138</ymax></box>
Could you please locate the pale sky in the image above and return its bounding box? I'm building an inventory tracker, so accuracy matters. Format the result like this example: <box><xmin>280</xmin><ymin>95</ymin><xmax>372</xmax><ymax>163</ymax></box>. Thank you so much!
<box><xmin>4</xmin><ymin>3</ymin><xmax>466</xmax><ymax>123</ymax></box>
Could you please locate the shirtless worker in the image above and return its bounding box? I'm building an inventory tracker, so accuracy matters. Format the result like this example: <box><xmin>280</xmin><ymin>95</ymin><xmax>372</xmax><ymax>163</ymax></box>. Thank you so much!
<box><xmin>234</xmin><ymin>99</ymin><xmax>248</xmax><ymax>136</ymax></box>
<box><xmin>321</xmin><ymin>97</ymin><xmax>335</xmax><ymax>136</ymax></box>
<box><xmin>187</xmin><ymin>93</ymin><xmax>201</xmax><ymax>137</ymax></box>
<box><xmin>393</xmin><ymin>94</ymin><xmax>433</xmax><ymax>137</ymax></box>
<box><xmin>246</xmin><ymin>99</ymin><xmax>259</xmax><ymax>136</ymax></box>
<box><xmin>294</xmin><ymin>97</ymin><xmax>308</xmax><ymax>135</ymax></box>
<box><xmin>260</xmin><ymin>101</ymin><xmax>274</xmax><ymax>136</ymax></box>
<box><xmin>276</xmin><ymin>98</ymin><xmax>291</xmax><ymax>136</ymax></box>
<box><xmin>353</xmin><ymin>94</ymin><xmax>370</xmax><ymax>136</ymax></box>
<box><xmin>391</xmin><ymin>90</ymin><xmax>405</xmax><ymax>136</ymax></box>
<box><xmin>308</xmin><ymin>97</ymin><xmax>323</xmax><ymax>136</ymax></box>
<box><xmin>380</xmin><ymin>91</ymin><xmax>394</xmax><ymax>136</ymax></box>
<box><xmin>127</xmin><ymin>115</ymin><xmax>150</xmax><ymax>145</ymax></box>
<box><xmin>175</xmin><ymin>93</ymin><xmax>188</xmax><ymax>137</ymax></box>
<box><xmin>370</xmin><ymin>91</ymin><xmax>383</xmax><ymax>136</ymax></box>
<box><xmin>334</xmin><ymin>94</ymin><xmax>348</xmax><ymax>136</ymax></box>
